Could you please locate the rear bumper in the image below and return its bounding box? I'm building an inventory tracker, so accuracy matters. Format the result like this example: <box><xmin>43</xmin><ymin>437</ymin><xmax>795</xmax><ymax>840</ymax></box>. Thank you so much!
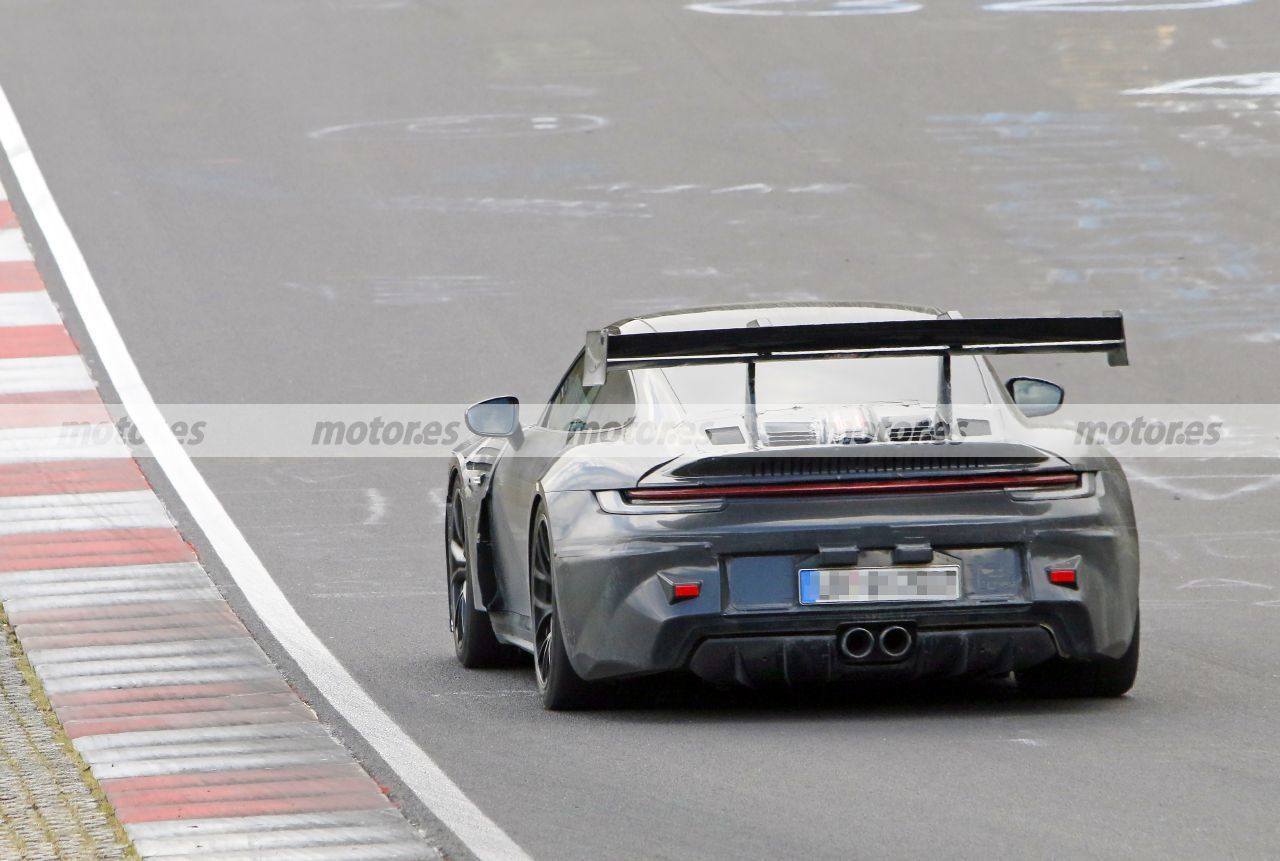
<box><xmin>544</xmin><ymin>471</ymin><xmax>1139</xmax><ymax>684</ymax></box>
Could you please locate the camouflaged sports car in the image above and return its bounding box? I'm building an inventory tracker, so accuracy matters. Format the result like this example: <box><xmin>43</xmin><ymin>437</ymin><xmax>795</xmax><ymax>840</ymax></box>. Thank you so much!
<box><xmin>446</xmin><ymin>303</ymin><xmax>1139</xmax><ymax>709</ymax></box>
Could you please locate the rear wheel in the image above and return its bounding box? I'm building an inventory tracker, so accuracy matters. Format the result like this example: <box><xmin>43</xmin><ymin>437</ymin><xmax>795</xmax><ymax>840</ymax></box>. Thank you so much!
<box><xmin>1016</xmin><ymin>614</ymin><xmax>1140</xmax><ymax>699</ymax></box>
<box><xmin>531</xmin><ymin>511</ymin><xmax>600</xmax><ymax>710</ymax></box>
<box><xmin>446</xmin><ymin>484</ymin><xmax>504</xmax><ymax>668</ymax></box>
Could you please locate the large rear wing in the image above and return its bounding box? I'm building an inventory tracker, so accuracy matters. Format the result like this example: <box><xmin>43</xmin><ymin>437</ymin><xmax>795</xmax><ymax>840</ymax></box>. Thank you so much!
<box><xmin>583</xmin><ymin>313</ymin><xmax>1127</xmax><ymax>386</ymax></box>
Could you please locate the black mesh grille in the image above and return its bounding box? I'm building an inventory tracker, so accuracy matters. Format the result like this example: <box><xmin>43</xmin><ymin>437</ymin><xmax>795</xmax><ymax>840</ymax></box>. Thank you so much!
<box><xmin>762</xmin><ymin>422</ymin><xmax>820</xmax><ymax>447</ymax></box>
<box><xmin>671</xmin><ymin>454</ymin><xmax>1045</xmax><ymax>480</ymax></box>
<box><xmin>887</xmin><ymin>423</ymin><xmax>938</xmax><ymax>443</ymax></box>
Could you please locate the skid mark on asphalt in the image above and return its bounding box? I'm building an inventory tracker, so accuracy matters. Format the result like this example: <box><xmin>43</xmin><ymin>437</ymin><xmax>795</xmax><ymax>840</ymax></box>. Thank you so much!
<box><xmin>312</xmin><ymin>590</ymin><xmax>442</xmax><ymax>599</ymax></box>
<box><xmin>377</xmin><ymin>196</ymin><xmax>651</xmax><ymax>219</ymax></box>
<box><xmin>425</xmin><ymin>495</ymin><xmax>446</xmax><ymax>527</ymax></box>
<box><xmin>582</xmin><ymin>181</ymin><xmax>859</xmax><ymax>196</ymax></box>
<box><xmin>283</xmin><ymin>275</ymin><xmax>514</xmax><ymax>306</ymax></box>
<box><xmin>1178</xmin><ymin>578</ymin><xmax>1272</xmax><ymax>590</ymax></box>
<box><xmin>927</xmin><ymin>111</ymin><xmax>1280</xmax><ymax>341</ymax></box>
<box><xmin>1144</xmin><ymin>527</ymin><xmax>1280</xmax><ymax>569</ymax></box>
<box><xmin>1126</xmin><ymin>74</ymin><xmax>1280</xmax><ymax>160</ymax></box>
<box><xmin>490</xmin><ymin>39</ymin><xmax>642</xmax><ymax>80</ymax></box>
<box><xmin>1048</xmin><ymin>26</ymin><xmax>1180</xmax><ymax>109</ymax></box>
<box><xmin>487</xmin><ymin>83</ymin><xmax>600</xmax><ymax>99</ymax></box>
<box><xmin>1130</xmin><ymin>73</ymin><xmax>1280</xmax><ymax>97</ymax></box>
<box><xmin>660</xmin><ymin>266</ymin><xmax>727</xmax><ymax>278</ymax></box>
<box><xmin>1126</xmin><ymin>463</ymin><xmax>1280</xmax><ymax>501</ymax></box>
<box><xmin>326</xmin><ymin>0</ymin><xmax>422</xmax><ymax>9</ymax></box>
<box><xmin>985</xmin><ymin>0</ymin><xmax>1252</xmax><ymax>11</ymax></box>
<box><xmin>616</xmin><ymin>290</ymin><xmax>828</xmax><ymax>319</ymax></box>
<box><xmin>687</xmin><ymin>0</ymin><xmax>922</xmax><ymax>16</ymax></box>
<box><xmin>308</xmin><ymin>114</ymin><xmax>608</xmax><ymax>141</ymax></box>
<box><xmin>362</xmin><ymin>488</ymin><xmax>387</xmax><ymax>526</ymax></box>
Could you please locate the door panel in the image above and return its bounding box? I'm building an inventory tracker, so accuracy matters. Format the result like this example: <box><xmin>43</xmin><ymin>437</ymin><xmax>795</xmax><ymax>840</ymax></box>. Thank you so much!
<box><xmin>488</xmin><ymin>352</ymin><xmax>587</xmax><ymax>618</ymax></box>
<box><xmin>490</xmin><ymin>426</ymin><xmax>568</xmax><ymax>617</ymax></box>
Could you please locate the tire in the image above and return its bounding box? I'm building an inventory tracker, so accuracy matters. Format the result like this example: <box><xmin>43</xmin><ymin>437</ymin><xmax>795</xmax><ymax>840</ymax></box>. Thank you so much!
<box><xmin>530</xmin><ymin>509</ymin><xmax>601</xmax><ymax>710</ymax></box>
<box><xmin>446</xmin><ymin>482</ymin><xmax>504</xmax><ymax>668</ymax></box>
<box><xmin>1016</xmin><ymin>613</ymin><xmax>1140</xmax><ymax>699</ymax></box>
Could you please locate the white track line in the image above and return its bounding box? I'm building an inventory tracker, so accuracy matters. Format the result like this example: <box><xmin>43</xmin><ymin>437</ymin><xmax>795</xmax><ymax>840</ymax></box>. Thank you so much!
<box><xmin>0</xmin><ymin>85</ymin><xmax>530</xmax><ymax>861</ymax></box>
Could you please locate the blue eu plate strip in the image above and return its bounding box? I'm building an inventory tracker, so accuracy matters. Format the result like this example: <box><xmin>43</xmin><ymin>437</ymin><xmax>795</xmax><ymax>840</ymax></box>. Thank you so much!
<box><xmin>798</xmin><ymin>569</ymin><xmax>819</xmax><ymax>605</ymax></box>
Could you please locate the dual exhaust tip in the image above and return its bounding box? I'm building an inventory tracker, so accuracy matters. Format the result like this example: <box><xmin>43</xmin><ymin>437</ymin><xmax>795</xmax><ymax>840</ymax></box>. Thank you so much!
<box><xmin>839</xmin><ymin>625</ymin><xmax>913</xmax><ymax>662</ymax></box>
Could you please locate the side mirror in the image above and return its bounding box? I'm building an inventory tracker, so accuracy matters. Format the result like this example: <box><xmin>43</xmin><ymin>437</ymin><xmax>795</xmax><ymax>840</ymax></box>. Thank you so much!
<box><xmin>1006</xmin><ymin>377</ymin><xmax>1064</xmax><ymax>418</ymax></box>
<box><xmin>465</xmin><ymin>396</ymin><xmax>521</xmax><ymax>437</ymax></box>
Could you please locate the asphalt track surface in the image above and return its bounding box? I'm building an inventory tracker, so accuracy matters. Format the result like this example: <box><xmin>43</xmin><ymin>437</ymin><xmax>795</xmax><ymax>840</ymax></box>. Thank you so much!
<box><xmin>3</xmin><ymin>1</ymin><xmax>1280</xmax><ymax>858</ymax></box>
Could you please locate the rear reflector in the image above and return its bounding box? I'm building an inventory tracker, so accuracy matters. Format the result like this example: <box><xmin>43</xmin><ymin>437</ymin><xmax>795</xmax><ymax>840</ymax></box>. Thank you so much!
<box><xmin>1047</xmin><ymin>568</ymin><xmax>1078</xmax><ymax>588</ymax></box>
<box><xmin>625</xmin><ymin>472</ymin><xmax>1081</xmax><ymax>502</ymax></box>
<box><xmin>672</xmin><ymin>582</ymin><xmax>701</xmax><ymax>600</ymax></box>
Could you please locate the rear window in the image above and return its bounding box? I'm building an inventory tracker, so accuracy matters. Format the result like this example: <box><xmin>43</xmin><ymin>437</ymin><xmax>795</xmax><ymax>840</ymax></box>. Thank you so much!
<box><xmin>662</xmin><ymin>355</ymin><xmax>990</xmax><ymax>409</ymax></box>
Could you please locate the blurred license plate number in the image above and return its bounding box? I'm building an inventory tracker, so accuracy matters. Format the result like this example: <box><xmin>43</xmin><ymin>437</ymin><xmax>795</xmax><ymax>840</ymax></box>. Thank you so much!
<box><xmin>798</xmin><ymin>566</ymin><xmax>960</xmax><ymax>604</ymax></box>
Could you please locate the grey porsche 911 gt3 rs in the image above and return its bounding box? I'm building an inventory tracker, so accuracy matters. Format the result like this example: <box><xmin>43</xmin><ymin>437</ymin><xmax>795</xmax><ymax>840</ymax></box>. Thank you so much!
<box><xmin>446</xmin><ymin>303</ymin><xmax>1139</xmax><ymax>709</ymax></box>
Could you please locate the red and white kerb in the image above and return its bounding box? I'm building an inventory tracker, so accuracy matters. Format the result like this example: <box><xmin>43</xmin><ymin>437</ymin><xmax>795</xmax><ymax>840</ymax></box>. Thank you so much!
<box><xmin>0</xmin><ymin>183</ymin><xmax>431</xmax><ymax>856</ymax></box>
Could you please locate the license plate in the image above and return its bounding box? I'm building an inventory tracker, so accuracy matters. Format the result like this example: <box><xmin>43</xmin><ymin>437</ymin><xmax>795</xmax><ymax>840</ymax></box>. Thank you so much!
<box><xmin>798</xmin><ymin>565</ymin><xmax>961</xmax><ymax>605</ymax></box>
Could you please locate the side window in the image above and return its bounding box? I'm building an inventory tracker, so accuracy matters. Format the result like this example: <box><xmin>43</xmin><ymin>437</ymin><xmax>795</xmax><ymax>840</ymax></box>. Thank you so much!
<box><xmin>543</xmin><ymin>354</ymin><xmax>589</xmax><ymax>430</ymax></box>
<box><xmin>583</xmin><ymin>371</ymin><xmax>636</xmax><ymax>430</ymax></box>
<box><xmin>542</xmin><ymin>354</ymin><xmax>636</xmax><ymax>432</ymax></box>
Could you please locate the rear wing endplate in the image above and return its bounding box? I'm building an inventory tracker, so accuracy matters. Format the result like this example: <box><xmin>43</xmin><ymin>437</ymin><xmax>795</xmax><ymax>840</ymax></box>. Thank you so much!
<box><xmin>584</xmin><ymin>313</ymin><xmax>1127</xmax><ymax>386</ymax></box>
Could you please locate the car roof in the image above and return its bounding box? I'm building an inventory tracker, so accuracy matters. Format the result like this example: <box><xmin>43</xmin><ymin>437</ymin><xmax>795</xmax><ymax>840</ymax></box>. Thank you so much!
<box><xmin>608</xmin><ymin>302</ymin><xmax>943</xmax><ymax>334</ymax></box>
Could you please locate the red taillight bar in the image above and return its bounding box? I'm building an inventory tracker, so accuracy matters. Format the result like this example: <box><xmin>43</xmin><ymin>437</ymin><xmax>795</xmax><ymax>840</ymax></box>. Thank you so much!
<box><xmin>624</xmin><ymin>472</ymin><xmax>1081</xmax><ymax>502</ymax></box>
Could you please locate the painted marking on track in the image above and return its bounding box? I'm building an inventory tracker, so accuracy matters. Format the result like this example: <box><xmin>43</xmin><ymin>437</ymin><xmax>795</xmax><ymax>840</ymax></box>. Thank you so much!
<box><xmin>0</xmin><ymin>84</ymin><xmax>530</xmax><ymax>861</ymax></box>
<box><xmin>1199</xmin><ymin>536</ymin><xmax>1280</xmax><ymax>560</ymax></box>
<box><xmin>984</xmin><ymin>0</ymin><xmax>1251</xmax><ymax>10</ymax></box>
<box><xmin>1124</xmin><ymin>73</ymin><xmax>1280</xmax><ymax>161</ymax></box>
<box><xmin>1127</xmin><ymin>73</ymin><xmax>1280</xmax><ymax>97</ymax></box>
<box><xmin>1177</xmin><ymin>578</ymin><xmax>1272</xmax><ymax>590</ymax></box>
<box><xmin>362</xmin><ymin>488</ymin><xmax>387</xmax><ymax>526</ymax></box>
<box><xmin>710</xmin><ymin>183</ymin><xmax>773</xmax><ymax>194</ymax></box>
<box><xmin>687</xmin><ymin>0</ymin><xmax>921</xmax><ymax>15</ymax></box>
<box><xmin>925</xmin><ymin>111</ymin><xmax>1277</xmax><ymax>338</ymax></box>
<box><xmin>1127</xmin><ymin>464</ymin><xmax>1280</xmax><ymax>501</ymax></box>
<box><xmin>309</xmin><ymin>113</ymin><xmax>607</xmax><ymax>140</ymax></box>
